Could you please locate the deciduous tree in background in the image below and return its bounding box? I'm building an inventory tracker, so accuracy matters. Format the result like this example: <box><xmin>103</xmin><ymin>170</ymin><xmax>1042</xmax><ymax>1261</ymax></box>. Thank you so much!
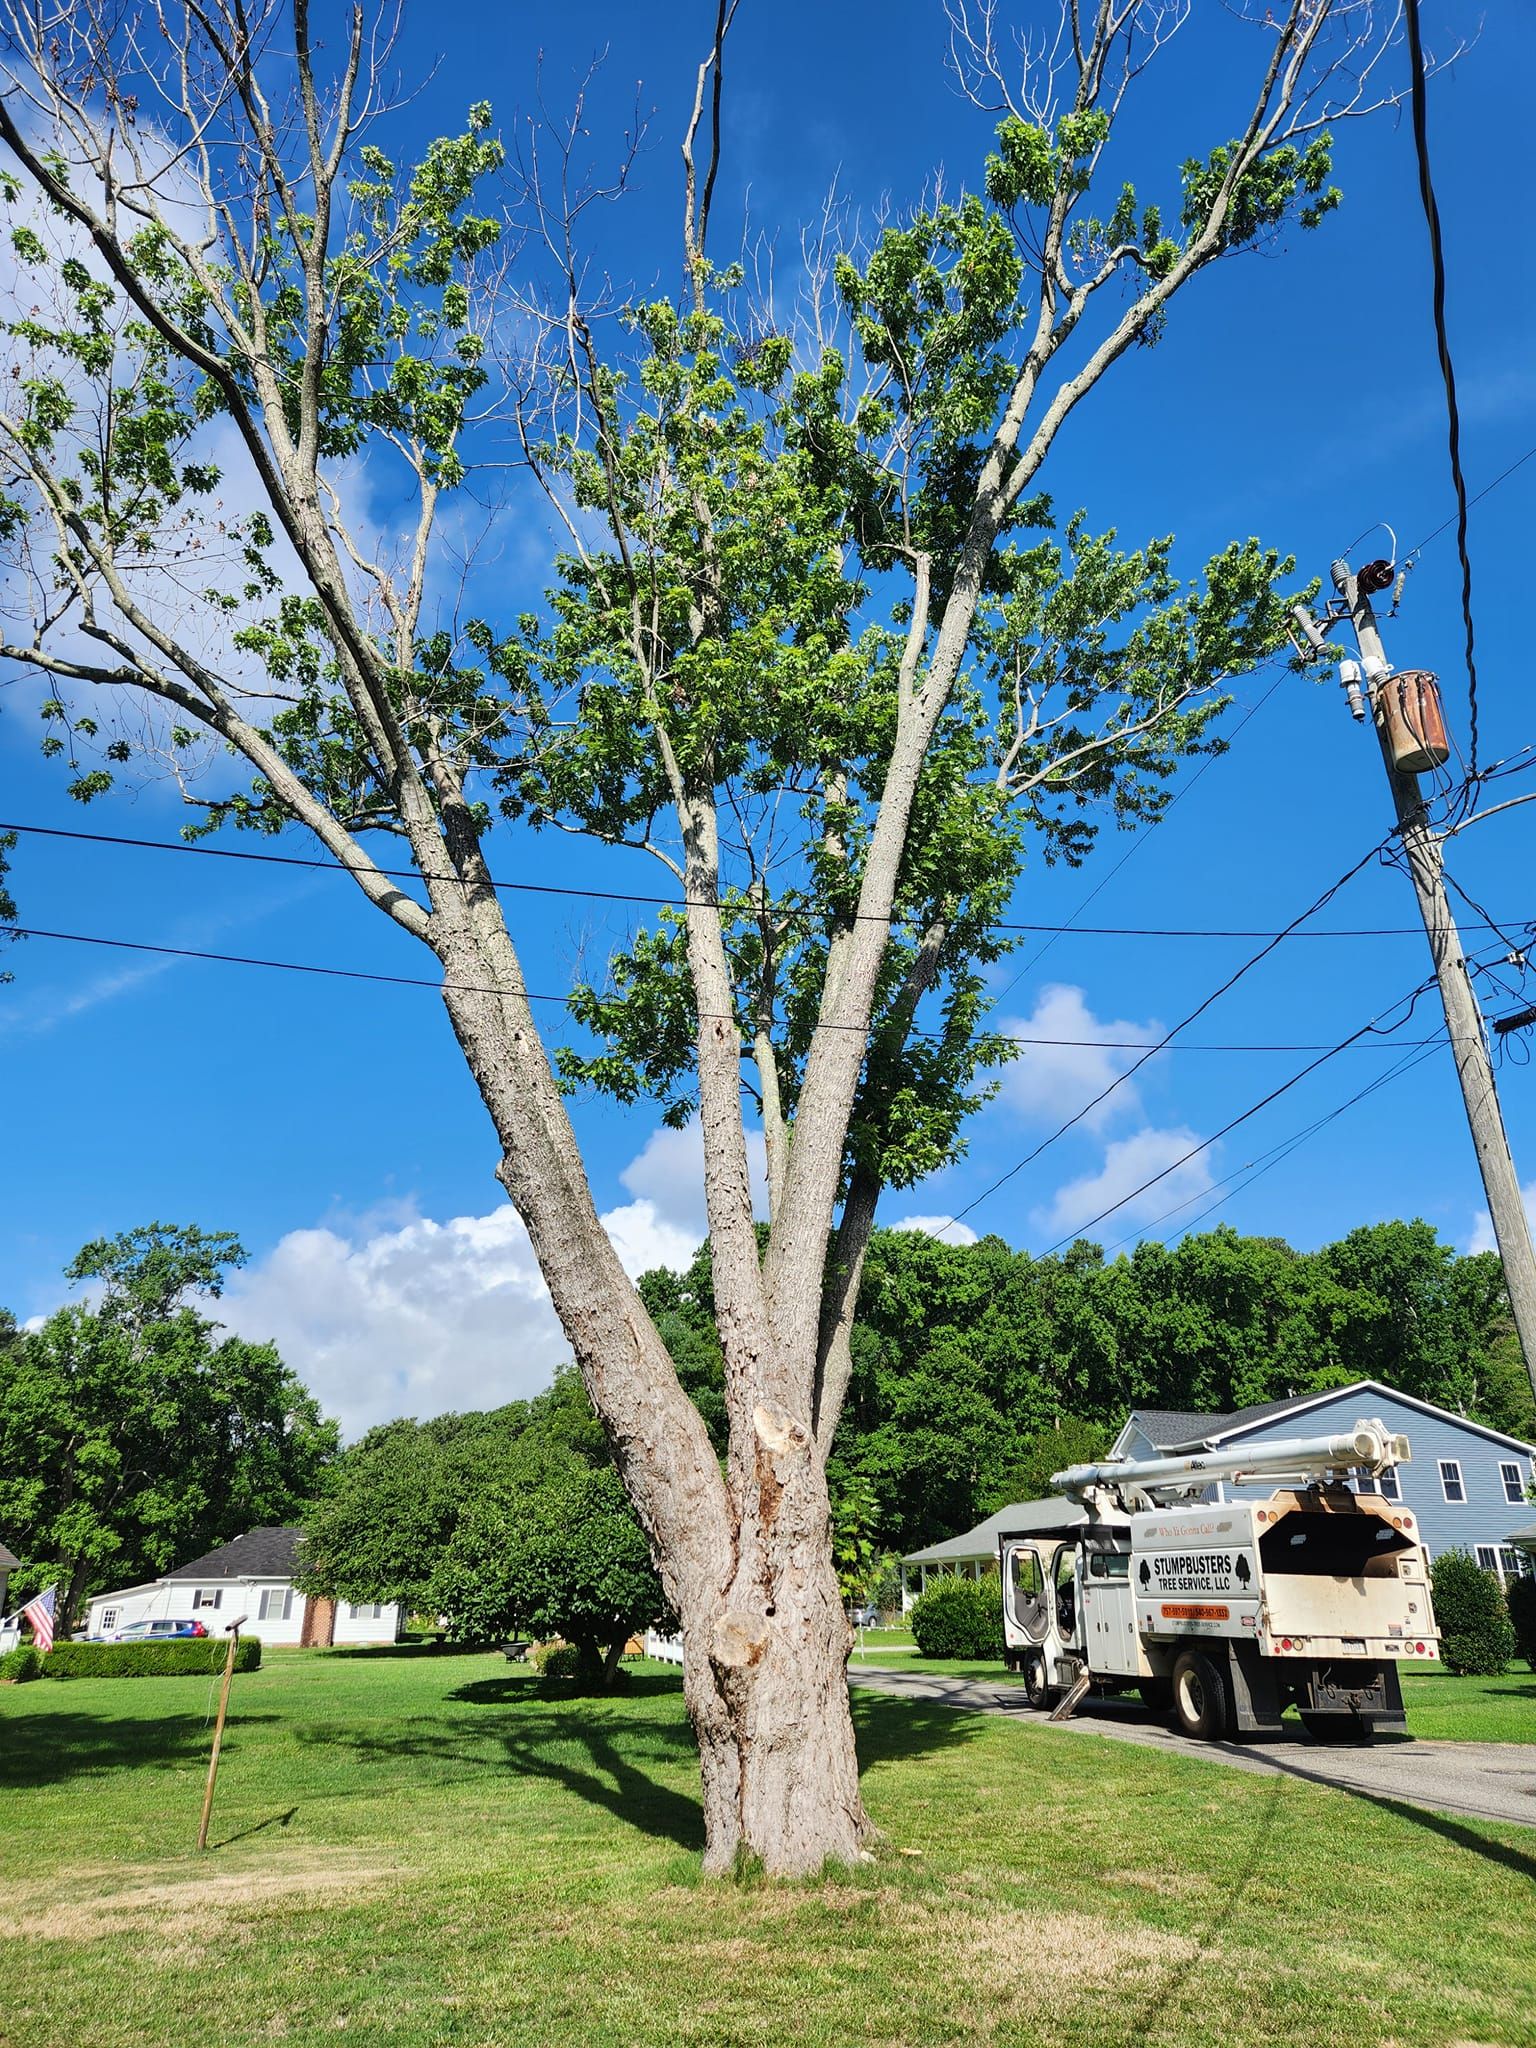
<box><xmin>0</xmin><ymin>1225</ymin><xmax>336</xmax><ymax>1619</ymax></box>
<box><xmin>0</xmin><ymin>0</ymin><xmax>1419</xmax><ymax>1871</ymax></box>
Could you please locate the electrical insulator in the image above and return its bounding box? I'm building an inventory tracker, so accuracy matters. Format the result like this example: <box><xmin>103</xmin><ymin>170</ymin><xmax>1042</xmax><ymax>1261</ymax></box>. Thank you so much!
<box><xmin>1338</xmin><ymin>658</ymin><xmax>1366</xmax><ymax>722</ymax></box>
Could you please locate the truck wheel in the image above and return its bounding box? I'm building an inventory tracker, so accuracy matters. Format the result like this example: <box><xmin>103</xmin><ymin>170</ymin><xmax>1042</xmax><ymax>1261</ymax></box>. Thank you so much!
<box><xmin>1022</xmin><ymin>1653</ymin><xmax>1051</xmax><ymax>1711</ymax></box>
<box><xmin>1171</xmin><ymin>1649</ymin><xmax>1232</xmax><ymax>1741</ymax></box>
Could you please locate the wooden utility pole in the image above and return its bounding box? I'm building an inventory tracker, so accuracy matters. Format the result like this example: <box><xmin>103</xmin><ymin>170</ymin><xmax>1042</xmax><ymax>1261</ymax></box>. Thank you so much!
<box><xmin>1329</xmin><ymin>557</ymin><xmax>1536</xmax><ymax>1398</ymax></box>
<box><xmin>197</xmin><ymin>1620</ymin><xmax>245</xmax><ymax>1852</ymax></box>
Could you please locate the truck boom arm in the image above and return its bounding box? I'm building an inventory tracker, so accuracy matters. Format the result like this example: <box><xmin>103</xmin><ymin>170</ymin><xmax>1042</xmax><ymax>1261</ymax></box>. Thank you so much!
<box><xmin>1052</xmin><ymin>1419</ymin><xmax>1410</xmax><ymax>1505</ymax></box>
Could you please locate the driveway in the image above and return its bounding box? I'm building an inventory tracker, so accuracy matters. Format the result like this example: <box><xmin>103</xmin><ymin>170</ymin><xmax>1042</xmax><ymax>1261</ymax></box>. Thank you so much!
<box><xmin>849</xmin><ymin>1663</ymin><xmax>1536</xmax><ymax>1832</ymax></box>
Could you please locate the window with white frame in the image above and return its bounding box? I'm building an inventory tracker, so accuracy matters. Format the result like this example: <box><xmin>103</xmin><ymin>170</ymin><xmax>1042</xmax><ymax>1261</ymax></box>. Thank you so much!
<box><xmin>1438</xmin><ymin>1459</ymin><xmax>1465</xmax><ymax>1504</ymax></box>
<box><xmin>1500</xmin><ymin>1546</ymin><xmax>1532</xmax><ymax>1581</ymax></box>
<box><xmin>99</xmin><ymin>1608</ymin><xmax>118</xmax><ymax>1632</ymax></box>
<box><xmin>1476</xmin><ymin>1544</ymin><xmax>1499</xmax><ymax>1572</ymax></box>
<box><xmin>258</xmin><ymin>1587</ymin><xmax>293</xmax><ymax>1622</ymax></box>
<box><xmin>1375</xmin><ymin>1465</ymin><xmax>1401</xmax><ymax>1502</ymax></box>
<box><xmin>1500</xmin><ymin>1461</ymin><xmax>1527</xmax><ymax>1506</ymax></box>
<box><xmin>349</xmin><ymin>1602</ymin><xmax>385</xmax><ymax>1621</ymax></box>
<box><xmin>192</xmin><ymin>1588</ymin><xmax>223</xmax><ymax>1610</ymax></box>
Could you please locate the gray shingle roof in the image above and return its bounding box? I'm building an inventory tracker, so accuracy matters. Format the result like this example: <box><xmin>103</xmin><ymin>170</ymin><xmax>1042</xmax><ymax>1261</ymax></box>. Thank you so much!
<box><xmin>1130</xmin><ymin>1392</ymin><xmax>1326</xmax><ymax>1450</ymax></box>
<box><xmin>903</xmin><ymin>1497</ymin><xmax>1087</xmax><ymax>1566</ymax></box>
<box><xmin>164</xmin><ymin>1527</ymin><xmax>303</xmax><ymax>1581</ymax></box>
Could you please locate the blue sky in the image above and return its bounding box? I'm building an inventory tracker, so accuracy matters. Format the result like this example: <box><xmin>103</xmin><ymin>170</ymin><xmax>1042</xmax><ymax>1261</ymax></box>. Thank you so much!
<box><xmin>3</xmin><ymin>1</ymin><xmax>1534</xmax><ymax>1433</ymax></box>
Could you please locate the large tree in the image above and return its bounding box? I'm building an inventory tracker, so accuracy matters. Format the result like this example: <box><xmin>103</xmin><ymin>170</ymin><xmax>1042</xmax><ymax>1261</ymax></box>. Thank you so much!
<box><xmin>0</xmin><ymin>1224</ymin><xmax>337</xmax><ymax>1619</ymax></box>
<box><xmin>0</xmin><ymin>0</ymin><xmax>1414</xmax><ymax>1871</ymax></box>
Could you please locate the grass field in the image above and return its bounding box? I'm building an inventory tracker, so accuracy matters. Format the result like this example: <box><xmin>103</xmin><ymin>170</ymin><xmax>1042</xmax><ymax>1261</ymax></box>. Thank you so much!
<box><xmin>3</xmin><ymin>1646</ymin><xmax>1535</xmax><ymax>2048</ymax></box>
<box><xmin>851</xmin><ymin>1649</ymin><xmax>1536</xmax><ymax>1741</ymax></box>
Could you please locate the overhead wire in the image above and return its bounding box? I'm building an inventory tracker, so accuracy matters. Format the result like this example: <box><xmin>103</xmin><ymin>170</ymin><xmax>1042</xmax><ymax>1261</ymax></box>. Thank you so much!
<box><xmin>1036</xmin><ymin>976</ymin><xmax>1446</xmax><ymax>1257</ymax></box>
<box><xmin>1096</xmin><ymin>1033</ymin><xmax>1448</xmax><ymax>1254</ymax></box>
<box><xmin>0</xmin><ymin>815</ymin><xmax>1495</xmax><ymax>940</ymax></box>
<box><xmin>3</xmin><ymin>920</ymin><xmax>1450</xmax><ymax>1057</ymax></box>
<box><xmin>1403</xmin><ymin>0</ymin><xmax>1482</xmax><ymax>784</ymax></box>
<box><xmin>936</xmin><ymin>833</ymin><xmax>1398</xmax><ymax>1229</ymax></box>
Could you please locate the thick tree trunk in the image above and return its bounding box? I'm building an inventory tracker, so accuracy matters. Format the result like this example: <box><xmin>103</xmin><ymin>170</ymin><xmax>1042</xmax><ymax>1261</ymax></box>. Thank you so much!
<box><xmin>436</xmin><ymin>937</ymin><xmax>869</xmax><ymax>1876</ymax></box>
<box><xmin>683</xmin><ymin>1533</ymin><xmax>868</xmax><ymax>1878</ymax></box>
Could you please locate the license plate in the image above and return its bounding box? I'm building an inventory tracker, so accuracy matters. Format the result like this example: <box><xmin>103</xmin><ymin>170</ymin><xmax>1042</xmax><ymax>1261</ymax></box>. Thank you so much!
<box><xmin>1340</xmin><ymin>1638</ymin><xmax>1366</xmax><ymax>1654</ymax></box>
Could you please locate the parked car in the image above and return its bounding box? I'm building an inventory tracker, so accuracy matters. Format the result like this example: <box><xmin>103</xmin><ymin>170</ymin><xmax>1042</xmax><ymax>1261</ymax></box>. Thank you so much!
<box><xmin>849</xmin><ymin>1603</ymin><xmax>881</xmax><ymax>1629</ymax></box>
<box><xmin>94</xmin><ymin>1618</ymin><xmax>208</xmax><ymax>1642</ymax></box>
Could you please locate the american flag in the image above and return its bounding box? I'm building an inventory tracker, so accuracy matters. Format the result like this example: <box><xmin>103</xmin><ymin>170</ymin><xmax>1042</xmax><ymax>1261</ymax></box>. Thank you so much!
<box><xmin>21</xmin><ymin>1586</ymin><xmax>56</xmax><ymax>1655</ymax></box>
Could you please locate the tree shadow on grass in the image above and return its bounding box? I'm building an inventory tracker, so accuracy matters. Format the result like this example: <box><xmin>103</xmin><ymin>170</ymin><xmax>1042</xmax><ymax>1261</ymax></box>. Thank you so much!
<box><xmin>304</xmin><ymin>1663</ymin><xmax>989</xmax><ymax>1857</ymax></box>
<box><xmin>0</xmin><ymin>1709</ymin><xmax>283</xmax><ymax>1790</ymax></box>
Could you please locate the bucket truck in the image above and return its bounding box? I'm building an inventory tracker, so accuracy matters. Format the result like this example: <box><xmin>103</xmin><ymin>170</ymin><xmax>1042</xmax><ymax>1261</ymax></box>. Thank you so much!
<box><xmin>997</xmin><ymin>1420</ymin><xmax>1437</xmax><ymax>1742</ymax></box>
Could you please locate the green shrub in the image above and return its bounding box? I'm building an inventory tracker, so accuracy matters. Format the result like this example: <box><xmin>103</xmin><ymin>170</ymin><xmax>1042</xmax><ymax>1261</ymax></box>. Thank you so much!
<box><xmin>1507</xmin><ymin>1573</ymin><xmax>1536</xmax><ymax>1674</ymax></box>
<box><xmin>43</xmin><ymin>1636</ymin><xmax>263</xmax><ymax>1680</ymax></box>
<box><xmin>908</xmin><ymin>1574</ymin><xmax>1004</xmax><ymax>1660</ymax></box>
<box><xmin>1431</xmin><ymin>1550</ymin><xmax>1515</xmax><ymax>1676</ymax></box>
<box><xmin>529</xmin><ymin>1639</ymin><xmax>578</xmax><ymax>1677</ymax></box>
<box><xmin>0</xmin><ymin>1642</ymin><xmax>41</xmax><ymax>1683</ymax></box>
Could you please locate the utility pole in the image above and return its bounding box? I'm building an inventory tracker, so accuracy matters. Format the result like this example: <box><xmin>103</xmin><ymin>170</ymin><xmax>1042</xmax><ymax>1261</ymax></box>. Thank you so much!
<box><xmin>1307</xmin><ymin>558</ymin><xmax>1536</xmax><ymax>1398</ymax></box>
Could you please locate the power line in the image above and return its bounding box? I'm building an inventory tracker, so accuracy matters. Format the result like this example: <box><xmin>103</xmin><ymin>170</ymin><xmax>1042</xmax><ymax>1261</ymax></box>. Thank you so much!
<box><xmin>1037</xmin><ymin>978</ymin><xmax>1441</xmax><ymax>1257</ymax></box>
<box><xmin>1405</xmin><ymin>441</ymin><xmax>1536</xmax><ymax>561</ymax></box>
<box><xmin>3</xmin><ymin>816</ymin><xmax>1508</xmax><ymax>941</ymax></box>
<box><xmin>1096</xmin><ymin>1034</ymin><xmax>1447</xmax><ymax>1254</ymax></box>
<box><xmin>1403</xmin><ymin>0</ymin><xmax>1481</xmax><ymax>782</ymax></box>
<box><xmin>990</xmin><ymin>666</ymin><xmax>1288</xmax><ymax>1002</ymax></box>
<box><xmin>1</xmin><ymin>921</ymin><xmax>1448</xmax><ymax>1056</ymax></box>
<box><xmin>940</xmin><ymin>834</ymin><xmax>1398</xmax><ymax>1227</ymax></box>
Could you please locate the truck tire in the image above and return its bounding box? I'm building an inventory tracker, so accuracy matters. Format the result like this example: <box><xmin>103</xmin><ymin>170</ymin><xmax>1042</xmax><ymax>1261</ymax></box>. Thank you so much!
<box><xmin>1171</xmin><ymin>1649</ymin><xmax>1232</xmax><ymax>1741</ymax></box>
<box><xmin>1022</xmin><ymin>1653</ymin><xmax>1051</xmax><ymax>1710</ymax></box>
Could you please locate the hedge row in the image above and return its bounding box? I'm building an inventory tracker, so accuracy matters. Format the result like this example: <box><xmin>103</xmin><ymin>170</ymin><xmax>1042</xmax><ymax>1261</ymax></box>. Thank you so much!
<box><xmin>0</xmin><ymin>1643</ymin><xmax>42</xmax><ymax>1683</ymax></box>
<box><xmin>42</xmin><ymin>1636</ymin><xmax>263</xmax><ymax>1680</ymax></box>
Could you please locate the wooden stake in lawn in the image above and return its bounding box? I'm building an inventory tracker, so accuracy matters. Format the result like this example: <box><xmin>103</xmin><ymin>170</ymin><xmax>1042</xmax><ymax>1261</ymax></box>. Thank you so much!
<box><xmin>197</xmin><ymin>1618</ymin><xmax>246</xmax><ymax>1853</ymax></box>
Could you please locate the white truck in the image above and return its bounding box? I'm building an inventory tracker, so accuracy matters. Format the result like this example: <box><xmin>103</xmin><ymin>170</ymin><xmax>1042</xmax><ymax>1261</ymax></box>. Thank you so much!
<box><xmin>997</xmin><ymin>1419</ymin><xmax>1437</xmax><ymax>1741</ymax></box>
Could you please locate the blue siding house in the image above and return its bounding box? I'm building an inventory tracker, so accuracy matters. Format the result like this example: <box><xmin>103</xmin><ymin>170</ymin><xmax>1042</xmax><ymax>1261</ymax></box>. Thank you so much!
<box><xmin>1114</xmin><ymin>1380</ymin><xmax>1535</xmax><ymax>1585</ymax></box>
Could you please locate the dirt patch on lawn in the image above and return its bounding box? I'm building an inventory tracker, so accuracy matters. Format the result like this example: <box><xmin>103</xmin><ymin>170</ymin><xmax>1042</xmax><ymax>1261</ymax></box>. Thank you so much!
<box><xmin>4</xmin><ymin>1853</ymin><xmax>399</xmax><ymax>1943</ymax></box>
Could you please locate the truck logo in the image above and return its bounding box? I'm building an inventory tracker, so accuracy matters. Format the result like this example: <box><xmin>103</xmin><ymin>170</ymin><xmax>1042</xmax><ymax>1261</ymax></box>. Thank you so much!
<box><xmin>1144</xmin><ymin>1551</ymin><xmax>1248</xmax><ymax>1594</ymax></box>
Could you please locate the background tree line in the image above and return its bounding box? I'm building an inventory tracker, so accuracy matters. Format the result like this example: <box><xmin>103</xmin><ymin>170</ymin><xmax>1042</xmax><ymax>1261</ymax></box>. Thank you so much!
<box><xmin>4</xmin><ymin>1210</ymin><xmax>1522</xmax><ymax>1634</ymax></box>
<box><xmin>642</xmin><ymin>1215</ymin><xmax>1531</xmax><ymax>1557</ymax></box>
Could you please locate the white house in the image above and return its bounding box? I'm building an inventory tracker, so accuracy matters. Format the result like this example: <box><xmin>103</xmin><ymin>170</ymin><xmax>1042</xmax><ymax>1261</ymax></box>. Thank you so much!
<box><xmin>84</xmin><ymin>1526</ymin><xmax>402</xmax><ymax>1647</ymax></box>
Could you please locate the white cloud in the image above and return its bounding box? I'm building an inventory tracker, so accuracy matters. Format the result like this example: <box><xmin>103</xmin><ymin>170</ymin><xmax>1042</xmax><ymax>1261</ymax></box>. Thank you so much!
<box><xmin>1033</xmin><ymin>1125</ymin><xmax>1216</xmax><ymax>1244</ymax></box>
<box><xmin>619</xmin><ymin>1118</ymin><xmax>769</xmax><ymax>1234</ymax></box>
<box><xmin>887</xmin><ymin>1215</ymin><xmax>978</xmax><ymax>1246</ymax></box>
<box><xmin>222</xmin><ymin>1121</ymin><xmax>755</xmax><ymax>1439</ymax></box>
<box><xmin>1466</xmin><ymin>1182</ymin><xmax>1536</xmax><ymax>1256</ymax></box>
<box><xmin>995</xmin><ymin>983</ymin><xmax>1162</xmax><ymax>1134</ymax></box>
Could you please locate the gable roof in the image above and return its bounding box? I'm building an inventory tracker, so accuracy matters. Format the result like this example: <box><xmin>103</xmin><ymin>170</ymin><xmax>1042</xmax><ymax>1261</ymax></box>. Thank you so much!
<box><xmin>163</xmin><ymin>1527</ymin><xmax>304</xmax><ymax>1581</ymax></box>
<box><xmin>1125</xmin><ymin>1381</ymin><xmax>1536</xmax><ymax>1457</ymax></box>
<box><xmin>0</xmin><ymin>1541</ymin><xmax>18</xmax><ymax>1570</ymax></box>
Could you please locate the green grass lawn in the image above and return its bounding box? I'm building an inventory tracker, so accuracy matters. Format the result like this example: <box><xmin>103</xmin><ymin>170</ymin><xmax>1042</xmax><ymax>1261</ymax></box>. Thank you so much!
<box><xmin>3</xmin><ymin>1646</ymin><xmax>1535</xmax><ymax>2048</ymax></box>
<box><xmin>852</xmin><ymin>1650</ymin><xmax>1536</xmax><ymax>1741</ymax></box>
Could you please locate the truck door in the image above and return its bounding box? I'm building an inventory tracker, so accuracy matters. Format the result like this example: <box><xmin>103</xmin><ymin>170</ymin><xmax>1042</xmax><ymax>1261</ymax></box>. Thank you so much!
<box><xmin>1051</xmin><ymin>1543</ymin><xmax>1082</xmax><ymax>1648</ymax></box>
<box><xmin>1003</xmin><ymin>1542</ymin><xmax>1050</xmax><ymax>1645</ymax></box>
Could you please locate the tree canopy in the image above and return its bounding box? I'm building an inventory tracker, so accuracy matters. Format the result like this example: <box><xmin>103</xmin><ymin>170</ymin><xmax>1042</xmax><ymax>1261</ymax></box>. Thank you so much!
<box><xmin>651</xmin><ymin>1216</ymin><xmax>1531</xmax><ymax>1557</ymax></box>
<box><xmin>0</xmin><ymin>1224</ymin><xmax>337</xmax><ymax>1618</ymax></box>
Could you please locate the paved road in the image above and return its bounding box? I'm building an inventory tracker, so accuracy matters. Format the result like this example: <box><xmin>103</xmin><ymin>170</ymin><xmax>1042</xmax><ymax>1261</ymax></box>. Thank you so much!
<box><xmin>849</xmin><ymin>1663</ymin><xmax>1536</xmax><ymax>1832</ymax></box>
